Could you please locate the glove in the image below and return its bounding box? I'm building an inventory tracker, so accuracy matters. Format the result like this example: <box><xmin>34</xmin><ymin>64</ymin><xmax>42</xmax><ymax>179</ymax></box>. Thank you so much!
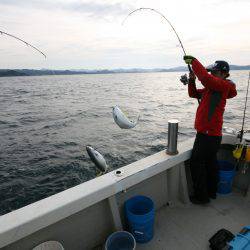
<box><xmin>183</xmin><ymin>55</ymin><xmax>195</xmax><ymax>65</ymax></box>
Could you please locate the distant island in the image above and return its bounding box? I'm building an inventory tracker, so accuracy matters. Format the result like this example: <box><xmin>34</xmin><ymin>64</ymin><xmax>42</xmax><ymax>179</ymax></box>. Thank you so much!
<box><xmin>0</xmin><ymin>65</ymin><xmax>250</xmax><ymax>77</ymax></box>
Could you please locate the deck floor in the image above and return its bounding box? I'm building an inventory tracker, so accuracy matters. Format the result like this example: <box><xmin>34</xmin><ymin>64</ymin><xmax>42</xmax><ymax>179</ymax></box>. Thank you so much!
<box><xmin>137</xmin><ymin>191</ymin><xmax>250</xmax><ymax>250</ymax></box>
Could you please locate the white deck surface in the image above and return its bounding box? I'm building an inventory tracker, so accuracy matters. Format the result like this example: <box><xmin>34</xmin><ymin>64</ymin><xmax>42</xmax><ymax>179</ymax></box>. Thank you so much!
<box><xmin>137</xmin><ymin>191</ymin><xmax>250</xmax><ymax>250</ymax></box>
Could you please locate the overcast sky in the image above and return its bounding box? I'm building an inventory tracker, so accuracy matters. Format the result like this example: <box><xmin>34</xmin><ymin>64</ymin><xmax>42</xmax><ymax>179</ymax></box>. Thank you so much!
<box><xmin>0</xmin><ymin>0</ymin><xmax>250</xmax><ymax>69</ymax></box>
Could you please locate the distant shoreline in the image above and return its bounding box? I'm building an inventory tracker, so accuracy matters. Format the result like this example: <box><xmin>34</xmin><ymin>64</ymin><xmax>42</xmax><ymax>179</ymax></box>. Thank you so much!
<box><xmin>0</xmin><ymin>65</ymin><xmax>250</xmax><ymax>77</ymax></box>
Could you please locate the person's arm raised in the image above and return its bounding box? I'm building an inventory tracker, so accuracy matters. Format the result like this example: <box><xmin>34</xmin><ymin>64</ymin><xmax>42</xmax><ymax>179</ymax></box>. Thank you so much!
<box><xmin>191</xmin><ymin>59</ymin><xmax>233</xmax><ymax>92</ymax></box>
<box><xmin>188</xmin><ymin>72</ymin><xmax>204</xmax><ymax>99</ymax></box>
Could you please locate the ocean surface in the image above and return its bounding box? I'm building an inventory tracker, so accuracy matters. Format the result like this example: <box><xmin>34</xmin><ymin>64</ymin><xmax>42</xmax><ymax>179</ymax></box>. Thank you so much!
<box><xmin>0</xmin><ymin>71</ymin><xmax>249</xmax><ymax>215</ymax></box>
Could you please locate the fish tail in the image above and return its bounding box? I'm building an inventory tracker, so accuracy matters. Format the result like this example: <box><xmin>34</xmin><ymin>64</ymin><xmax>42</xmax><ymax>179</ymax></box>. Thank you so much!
<box><xmin>136</xmin><ymin>114</ymin><xmax>140</xmax><ymax>124</ymax></box>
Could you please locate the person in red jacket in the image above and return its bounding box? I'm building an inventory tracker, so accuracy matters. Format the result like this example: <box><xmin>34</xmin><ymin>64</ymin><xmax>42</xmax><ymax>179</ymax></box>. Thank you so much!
<box><xmin>183</xmin><ymin>55</ymin><xmax>237</xmax><ymax>204</ymax></box>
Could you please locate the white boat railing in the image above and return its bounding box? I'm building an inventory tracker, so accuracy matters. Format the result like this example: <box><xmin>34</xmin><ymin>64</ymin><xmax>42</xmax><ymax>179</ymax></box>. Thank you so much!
<box><xmin>0</xmin><ymin>133</ymin><xmax>238</xmax><ymax>249</ymax></box>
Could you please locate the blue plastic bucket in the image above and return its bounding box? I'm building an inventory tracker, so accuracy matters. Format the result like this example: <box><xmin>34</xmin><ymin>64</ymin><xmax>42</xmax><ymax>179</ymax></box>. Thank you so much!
<box><xmin>217</xmin><ymin>161</ymin><xmax>235</xmax><ymax>194</ymax></box>
<box><xmin>125</xmin><ymin>195</ymin><xmax>155</xmax><ymax>243</ymax></box>
<box><xmin>105</xmin><ymin>231</ymin><xmax>136</xmax><ymax>250</ymax></box>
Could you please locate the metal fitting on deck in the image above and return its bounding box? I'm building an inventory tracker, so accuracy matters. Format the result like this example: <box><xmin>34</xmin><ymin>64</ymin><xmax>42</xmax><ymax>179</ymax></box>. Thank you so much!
<box><xmin>166</xmin><ymin>119</ymin><xmax>179</xmax><ymax>155</ymax></box>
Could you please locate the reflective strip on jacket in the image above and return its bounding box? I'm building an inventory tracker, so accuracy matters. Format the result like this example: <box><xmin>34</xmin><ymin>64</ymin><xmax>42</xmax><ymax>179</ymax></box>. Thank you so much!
<box><xmin>188</xmin><ymin>59</ymin><xmax>237</xmax><ymax>136</ymax></box>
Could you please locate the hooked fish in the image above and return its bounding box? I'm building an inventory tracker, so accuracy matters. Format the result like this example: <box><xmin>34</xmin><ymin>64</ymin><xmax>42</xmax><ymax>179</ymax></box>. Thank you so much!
<box><xmin>86</xmin><ymin>146</ymin><xmax>108</xmax><ymax>174</ymax></box>
<box><xmin>112</xmin><ymin>106</ymin><xmax>139</xmax><ymax>129</ymax></box>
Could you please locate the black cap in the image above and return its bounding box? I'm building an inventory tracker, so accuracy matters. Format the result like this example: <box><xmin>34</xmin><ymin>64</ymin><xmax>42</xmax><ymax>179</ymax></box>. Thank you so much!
<box><xmin>206</xmin><ymin>60</ymin><xmax>230</xmax><ymax>73</ymax></box>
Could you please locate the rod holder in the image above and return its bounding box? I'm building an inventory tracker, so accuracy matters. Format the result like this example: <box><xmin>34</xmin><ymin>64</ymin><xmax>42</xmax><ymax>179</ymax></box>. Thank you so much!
<box><xmin>166</xmin><ymin>119</ymin><xmax>179</xmax><ymax>155</ymax></box>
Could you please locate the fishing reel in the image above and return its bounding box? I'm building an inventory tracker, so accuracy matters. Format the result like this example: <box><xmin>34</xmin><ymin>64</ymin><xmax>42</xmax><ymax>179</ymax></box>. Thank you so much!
<box><xmin>180</xmin><ymin>74</ymin><xmax>189</xmax><ymax>85</ymax></box>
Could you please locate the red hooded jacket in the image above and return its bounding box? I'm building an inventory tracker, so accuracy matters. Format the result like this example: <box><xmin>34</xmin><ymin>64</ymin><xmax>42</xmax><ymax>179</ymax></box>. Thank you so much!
<box><xmin>188</xmin><ymin>59</ymin><xmax>237</xmax><ymax>136</ymax></box>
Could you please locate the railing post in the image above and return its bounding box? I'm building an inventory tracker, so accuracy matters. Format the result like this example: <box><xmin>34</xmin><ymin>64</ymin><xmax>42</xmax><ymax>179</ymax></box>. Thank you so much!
<box><xmin>108</xmin><ymin>196</ymin><xmax>123</xmax><ymax>231</ymax></box>
<box><xmin>166</xmin><ymin>119</ymin><xmax>179</xmax><ymax>155</ymax></box>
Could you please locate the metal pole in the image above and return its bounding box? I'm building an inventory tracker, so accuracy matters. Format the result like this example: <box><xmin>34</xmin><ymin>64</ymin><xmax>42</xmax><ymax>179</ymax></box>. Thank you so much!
<box><xmin>166</xmin><ymin>119</ymin><xmax>179</xmax><ymax>155</ymax></box>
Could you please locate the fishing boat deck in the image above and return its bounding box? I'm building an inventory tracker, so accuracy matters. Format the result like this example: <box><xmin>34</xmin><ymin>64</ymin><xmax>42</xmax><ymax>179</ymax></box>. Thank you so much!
<box><xmin>137</xmin><ymin>190</ymin><xmax>250</xmax><ymax>250</ymax></box>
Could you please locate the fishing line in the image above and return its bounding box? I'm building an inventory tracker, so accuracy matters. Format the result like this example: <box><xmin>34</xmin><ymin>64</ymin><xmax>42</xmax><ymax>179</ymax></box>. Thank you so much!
<box><xmin>0</xmin><ymin>30</ymin><xmax>46</xmax><ymax>58</ymax></box>
<box><xmin>122</xmin><ymin>8</ymin><xmax>200</xmax><ymax>104</ymax></box>
<box><xmin>239</xmin><ymin>71</ymin><xmax>250</xmax><ymax>142</ymax></box>
<box><xmin>122</xmin><ymin>8</ymin><xmax>192</xmax><ymax>73</ymax></box>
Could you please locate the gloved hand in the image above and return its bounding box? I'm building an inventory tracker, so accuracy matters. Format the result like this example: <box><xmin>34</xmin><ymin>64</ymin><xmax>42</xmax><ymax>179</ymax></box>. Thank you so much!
<box><xmin>183</xmin><ymin>55</ymin><xmax>195</xmax><ymax>65</ymax></box>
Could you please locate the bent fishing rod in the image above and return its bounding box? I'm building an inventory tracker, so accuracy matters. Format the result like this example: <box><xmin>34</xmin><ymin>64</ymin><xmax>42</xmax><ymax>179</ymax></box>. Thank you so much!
<box><xmin>122</xmin><ymin>8</ymin><xmax>192</xmax><ymax>73</ymax></box>
<box><xmin>239</xmin><ymin>71</ymin><xmax>250</xmax><ymax>142</ymax></box>
<box><xmin>122</xmin><ymin>8</ymin><xmax>200</xmax><ymax>103</ymax></box>
<box><xmin>0</xmin><ymin>30</ymin><xmax>46</xmax><ymax>58</ymax></box>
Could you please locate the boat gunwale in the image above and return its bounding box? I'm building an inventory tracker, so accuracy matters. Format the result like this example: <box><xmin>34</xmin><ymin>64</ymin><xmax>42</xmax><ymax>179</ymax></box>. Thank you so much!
<box><xmin>0</xmin><ymin>134</ymin><xmax>237</xmax><ymax>248</ymax></box>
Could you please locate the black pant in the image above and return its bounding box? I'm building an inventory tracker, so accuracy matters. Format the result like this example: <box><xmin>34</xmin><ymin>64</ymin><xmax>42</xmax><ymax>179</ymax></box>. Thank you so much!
<box><xmin>190</xmin><ymin>133</ymin><xmax>222</xmax><ymax>201</ymax></box>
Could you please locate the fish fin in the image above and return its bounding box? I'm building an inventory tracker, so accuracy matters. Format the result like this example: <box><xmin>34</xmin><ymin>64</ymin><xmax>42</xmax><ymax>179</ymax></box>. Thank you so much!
<box><xmin>96</xmin><ymin>171</ymin><xmax>103</xmax><ymax>177</ymax></box>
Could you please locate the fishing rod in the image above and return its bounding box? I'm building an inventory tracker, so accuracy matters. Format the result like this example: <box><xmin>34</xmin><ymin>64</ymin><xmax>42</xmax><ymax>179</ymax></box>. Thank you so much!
<box><xmin>233</xmin><ymin>72</ymin><xmax>250</xmax><ymax>175</ymax></box>
<box><xmin>0</xmin><ymin>30</ymin><xmax>46</xmax><ymax>58</ymax></box>
<box><xmin>122</xmin><ymin>8</ymin><xmax>192</xmax><ymax>73</ymax></box>
<box><xmin>239</xmin><ymin>71</ymin><xmax>250</xmax><ymax>142</ymax></box>
<box><xmin>122</xmin><ymin>8</ymin><xmax>200</xmax><ymax>103</ymax></box>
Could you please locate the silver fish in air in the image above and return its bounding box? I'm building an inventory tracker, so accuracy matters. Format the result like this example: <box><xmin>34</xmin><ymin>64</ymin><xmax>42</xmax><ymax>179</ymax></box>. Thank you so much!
<box><xmin>112</xmin><ymin>106</ymin><xmax>139</xmax><ymax>129</ymax></box>
<box><xmin>86</xmin><ymin>146</ymin><xmax>108</xmax><ymax>174</ymax></box>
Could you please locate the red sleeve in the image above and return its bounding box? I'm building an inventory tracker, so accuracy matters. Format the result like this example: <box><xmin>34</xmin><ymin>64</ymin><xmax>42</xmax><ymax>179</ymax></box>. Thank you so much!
<box><xmin>188</xmin><ymin>83</ymin><xmax>204</xmax><ymax>99</ymax></box>
<box><xmin>191</xmin><ymin>59</ymin><xmax>235</xmax><ymax>93</ymax></box>
<box><xmin>226</xmin><ymin>81</ymin><xmax>237</xmax><ymax>99</ymax></box>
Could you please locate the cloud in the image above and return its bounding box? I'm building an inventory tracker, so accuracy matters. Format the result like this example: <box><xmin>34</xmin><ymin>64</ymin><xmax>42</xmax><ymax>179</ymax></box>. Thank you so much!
<box><xmin>0</xmin><ymin>0</ymin><xmax>249</xmax><ymax>69</ymax></box>
<box><xmin>0</xmin><ymin>0</ymin><xmax>132</xmax><ymax>17</ymax></box>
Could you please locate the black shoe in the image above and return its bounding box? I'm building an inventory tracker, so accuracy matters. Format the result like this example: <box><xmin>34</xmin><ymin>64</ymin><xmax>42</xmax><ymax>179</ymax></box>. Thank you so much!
<box><xmin>190</xmin><ymin>196</ymin><xmax>210</xmax><ymax>205</ymax></box>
